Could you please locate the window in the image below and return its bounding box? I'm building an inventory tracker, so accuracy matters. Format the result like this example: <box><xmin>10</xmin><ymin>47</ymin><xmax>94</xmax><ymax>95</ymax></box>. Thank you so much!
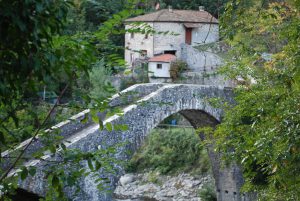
<box><xmin>157</xmin><ymin>64</ymin><xmax>162</xmax><ymax>69</ymax></box>
<box><xmin>130</xmin><ymin>33</ymin><xmax>134</xmax><ymax>39</ymax></box>
<box><xmin>164</xmin><ymin>50</ymin><xmax>176</xmax><ymax>55</ymax></box>
<box><xmin>140</xmin><ymin>50</ymin><xmax>147</xmax><ymax>57</ymax></box>
<box><xmin>145</xmin><ymin>34</ymin><xmax>149</xmax><ymax>39</ymax></box>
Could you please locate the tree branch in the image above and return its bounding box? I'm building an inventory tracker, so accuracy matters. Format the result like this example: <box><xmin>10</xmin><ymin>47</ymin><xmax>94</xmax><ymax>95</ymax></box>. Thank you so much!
<box><xmin>0</xmin><ymin>83</ymin><xmax>69</xmax><ymax>182</ymax></box>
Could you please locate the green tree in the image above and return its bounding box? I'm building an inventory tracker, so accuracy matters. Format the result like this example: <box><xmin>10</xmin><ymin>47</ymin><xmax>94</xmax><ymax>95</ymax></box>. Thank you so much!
<box><xmin>0</xmin><ymin>0</ymin><xmax>101</xmax><ymax>198</ymax></box>
<box><xmin>215</xmin><ymin>0</ymin><xmax>300</xmax><ymax>200</ymax></box>
<box><xmin>0</xmin><ymin>0</ymin><xmax>144</xmax><ymax>199</ymax></box>
<box><xmin>139</xmin><ymin>0</ymin><xmax>229</xmax><ymax>17</ymax></box>
<box><xmin>89</xmin><ymin>60</ymin><xmax>115</xmax><ymax>100</ymax></box>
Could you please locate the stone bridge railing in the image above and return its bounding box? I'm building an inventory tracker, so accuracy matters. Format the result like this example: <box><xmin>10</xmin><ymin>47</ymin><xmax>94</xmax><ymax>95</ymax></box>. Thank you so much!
<box><xmin>1</xmin><ymin>83</ymin><xmax>163</xmax><ymax>170</ymax></box>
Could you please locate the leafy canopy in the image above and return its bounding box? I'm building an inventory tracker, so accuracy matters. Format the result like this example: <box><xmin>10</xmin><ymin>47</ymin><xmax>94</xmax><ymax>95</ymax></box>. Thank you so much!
<box><xmin>216</xmin><ymin>0</ymin><xmax>300</xmax><ymax>199</ymax></box>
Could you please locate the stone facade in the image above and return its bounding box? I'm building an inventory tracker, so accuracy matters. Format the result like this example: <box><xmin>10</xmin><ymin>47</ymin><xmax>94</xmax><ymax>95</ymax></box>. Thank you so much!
<box><xmin>10</xmin><ymin>84</ymin><xmax>254</xmax><ymax>201</ymax></box>
<box><xmin>125</xmin><ymin>23</ymin><xmax>155</xmax><ymax>66</ymax></box>
<box><xmin>180</xmin><ymin>43</ymin><xmax>222</xmax><ymax>72</ymax></box>
<box><xmin>125</xmin><ymin>22</ymin><xmax>219</xmax><ymax>67</ymax></box>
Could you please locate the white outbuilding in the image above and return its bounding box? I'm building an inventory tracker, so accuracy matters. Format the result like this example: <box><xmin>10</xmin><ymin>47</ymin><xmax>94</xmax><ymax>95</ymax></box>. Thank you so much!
<box><xmin>148</xmin><ymin>54</ymin><xmax>176</xmax><ymax>83</ymax></box>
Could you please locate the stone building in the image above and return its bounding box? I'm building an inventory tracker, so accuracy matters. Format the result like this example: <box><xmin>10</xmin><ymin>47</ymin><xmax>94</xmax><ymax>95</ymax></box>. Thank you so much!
<box><xmin>124</xmin><ymin>6</ymin><xmax>220</xmax><ymax>81</ymax></box>
<box><xmin>124</xmin><ymin>6</ymin><xmax>219</xmax><ymax>63</ymax></box>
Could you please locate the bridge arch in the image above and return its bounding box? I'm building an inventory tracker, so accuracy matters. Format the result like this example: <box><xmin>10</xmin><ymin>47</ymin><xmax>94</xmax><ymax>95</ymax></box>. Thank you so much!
<box><xmin>17</xmin><ymin>84</ymin><xmax>252</xmax><ymax>201</ymax></box>
<box><xmin>9</xmin><ymin>188</ymin><xmax>41</xmax><ymax>201</ymax></box>
<box><xmin>93</xmin><ymin>84</ymin><xmax>247</xmax><ymax>201</ymax></box>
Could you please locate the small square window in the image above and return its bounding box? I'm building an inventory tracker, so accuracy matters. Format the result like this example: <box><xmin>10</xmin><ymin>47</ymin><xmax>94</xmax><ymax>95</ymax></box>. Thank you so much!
<box><xmin>140</xmin><ymin>50</ymin><xmax>147</xmax><ymax>57</ymax></box>
<box><xmin>157</xmin><ymin>64</ymin><xmax>162</xmax><ymax>69</ymax></box>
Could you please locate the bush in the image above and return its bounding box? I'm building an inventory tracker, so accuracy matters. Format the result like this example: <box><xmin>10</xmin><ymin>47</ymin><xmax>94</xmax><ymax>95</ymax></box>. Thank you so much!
<box><xmin>169</xmin><ymin>60</ymin><xmax>188</xmax><ymax>81</ymax></box>
<box><xmin>127</xmin><ymin>128</ymin><xmax>211</xmax><ymax>175</ymax></box>
<box><xmin>199</xmin><ymin>183</ymin><xmax>217</xmax><ymax>201</ymax></box>
<box><xmin>89</xmin><ymin>60</ymin><xmax>115</xmax><ymax>100</ymax></box>
<box><xmin>119</xmin><ymin>64</ymin><xmax>149</xmax><ymax>90</ymax></box>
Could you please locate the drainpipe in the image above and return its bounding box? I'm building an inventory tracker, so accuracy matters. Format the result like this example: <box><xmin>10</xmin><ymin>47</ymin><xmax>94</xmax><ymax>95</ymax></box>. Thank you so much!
<box><xmin>153</xmin><ymin>22</ymin><xmax>155</xmax><ymax>57</ymax></box>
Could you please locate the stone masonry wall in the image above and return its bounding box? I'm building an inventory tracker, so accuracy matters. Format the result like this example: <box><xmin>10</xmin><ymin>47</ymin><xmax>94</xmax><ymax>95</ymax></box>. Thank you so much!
<box><xmin>1</xmin><ymin>83</ymin><xmax>164</xmax><ymax>170</ymax></box>
<box><xmin>179</xmin><ymin>44</ymin><xmax>235</xmax><ymax>87</ymax></box>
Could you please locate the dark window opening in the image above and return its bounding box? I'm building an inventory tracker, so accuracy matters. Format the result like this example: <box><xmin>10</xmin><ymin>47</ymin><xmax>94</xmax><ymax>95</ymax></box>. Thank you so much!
<box><xmin>164</xmin><ymin>50</ymin><xmax>176</xmax><ymax>55</ymax></box>
<box><xmin>157</xmin><ymin>64</ymin><xmax>162</xmax><ymax>69</ymax></box>
<box><xmin>145</xmin><ymin>34</ymin><xmax>149</xmax><ymax>39</ymax></box>
<box><xmin>130</xmin><ymin>33</ymin><xmax>134</xmax><ymax>39</ymax></box>
<box><xmin>140</xmin><ymin>50</ymin><xmax>147</xmax><ymax>57</ymax></box>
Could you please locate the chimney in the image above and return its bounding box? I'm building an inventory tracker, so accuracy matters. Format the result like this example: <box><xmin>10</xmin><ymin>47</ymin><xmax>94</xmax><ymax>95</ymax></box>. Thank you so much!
<box><xmin>199</xmin><ymin>6</ymin><xmax>205</xmax><ymax>11</ymax></box>
<box><xmin>168</xmin><ymin>5</ymin><xmax>173</xmax><ymax>12</ymax></box>
<box><xmin>155</xmin><ymin>2</ymin><xmax>160</xmax><ymax>10</ymax></box>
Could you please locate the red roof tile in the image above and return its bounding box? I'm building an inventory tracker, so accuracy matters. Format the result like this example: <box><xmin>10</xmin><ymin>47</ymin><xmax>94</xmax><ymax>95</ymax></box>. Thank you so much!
<box><xmin>148</xmin><ymin>54</ymin><xmax>176</xmax><ymax>62</ymax></box>
<box><xmin>125</xmin><ymin>9</ymin><xmax>218</xmax><ymax>24</ymax></box>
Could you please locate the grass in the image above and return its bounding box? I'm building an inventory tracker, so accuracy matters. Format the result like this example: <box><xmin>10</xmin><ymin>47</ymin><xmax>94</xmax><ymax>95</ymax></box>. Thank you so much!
<box><xmin>126</xmin><ymin>127</ymin><xmax>211</xmax><ymax>175</ymax></box>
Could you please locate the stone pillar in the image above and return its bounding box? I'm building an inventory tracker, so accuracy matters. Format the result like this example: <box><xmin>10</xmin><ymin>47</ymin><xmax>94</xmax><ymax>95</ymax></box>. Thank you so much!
<box><xmin>180</xmin><ymin>110</ymin><xmax>255</xmax><ymax>201</ymax></box>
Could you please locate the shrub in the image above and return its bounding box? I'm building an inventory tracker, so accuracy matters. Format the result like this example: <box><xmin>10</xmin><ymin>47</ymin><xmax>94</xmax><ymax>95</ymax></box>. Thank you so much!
<box><xmin>119</xmin><ymin>64</ymin><xmax>149</xmax><ymax>90</ymax></box>
<box><xmin>169</xmin><ymin>60</ymin><xmax>188</xmax><ymax>81</ymax></box>
<box><xmin>89</xmin><ymin>60</ymin><xmax>115</xmax><ymax>100</ymax></box>
<box><xmin>199</xmin><ymin>183</ymin><xmax>217</xmax><ymax>201</ymax></box>
<box><xmin>127</xmin><ymin>128</ymin><xmax>211</xmax><ymax>175</ymax></box>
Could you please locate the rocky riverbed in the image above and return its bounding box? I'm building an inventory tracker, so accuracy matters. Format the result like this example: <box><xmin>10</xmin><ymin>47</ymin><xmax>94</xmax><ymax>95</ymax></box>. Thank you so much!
<box><xmin>113</xmin><ymin>172</ymin><xmax>214</xmax><ymax>201</ymax></box>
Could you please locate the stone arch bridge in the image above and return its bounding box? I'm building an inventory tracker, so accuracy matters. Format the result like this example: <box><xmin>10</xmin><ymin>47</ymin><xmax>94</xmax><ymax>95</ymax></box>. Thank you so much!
<box><xmin>2</xmin><ymin>84</ymin><xmax>254</xmax><ymax>201</ymax></box>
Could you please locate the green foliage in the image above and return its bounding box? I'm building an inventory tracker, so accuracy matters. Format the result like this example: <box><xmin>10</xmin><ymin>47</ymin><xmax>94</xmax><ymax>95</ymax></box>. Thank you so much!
<box><xmin>170</xmin><ymin>60</ymin><xmax>188</xmax><ymax>81</ymax></box>
<box><xmin>127</xmin><ymin>128</ymin><xmax>210</xmax><ymax>175</ymax></box>
<box><xmin>199</xmin><ymin>183</ymin><xmax>217</xmax><ymax>201</ymax></box>
<box><xmin>42</xmin><ymin>145</ymin><xmax>121</xmax><ymax>200</ymax></box>
<box><xmin>0</xmin><ymin>0</ymin><xmax>71</xmax><ymax>101</ymax></box>
<box><xmin>119</xmin><ymin>77</ymin><xmax>139</xmax><ymax>91</ymax></box>
<box><xmin>0</xmin><ymin>0</ymin><xmax>229</xmax><ymax>199</ymax></box>
<box><xmin>215</xmin><ymin>0</ymin><xmax>300</xmax><ymax>199</ymax></box>
<box><xmin>119</xmin><ymin>64</ymin><xmax>149</xmax><ymax>90</ymax></box>
<box><xmin>89</xmin><ymin>60</ymin><xmax>115</xmax><ymax>100</ymax></box>
<box><xmin>0</xmin><ymin>0</ymin><xmax>142</xmax><ymax>199</ymax></box>
<box><xmin>63</xmin><ymin>1</ymin><xmax>89</xmax><ymax>35</ymax></box>
<box><xmin>146</xmin><ymin>171</ymin><xmax>162</xmax><ymax>185</ymax></box>
<box><xmin>140</xmin><ymin>0</ymin><xmax>229</xmax><ymax>18</ymax></box>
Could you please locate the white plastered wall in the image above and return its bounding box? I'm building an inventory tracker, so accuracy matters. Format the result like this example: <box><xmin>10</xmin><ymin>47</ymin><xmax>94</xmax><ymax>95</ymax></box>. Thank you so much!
<box><xmin>148</xmin><ymin>62</ymin><xmax>171</xmax><ymax>78</ymax></box>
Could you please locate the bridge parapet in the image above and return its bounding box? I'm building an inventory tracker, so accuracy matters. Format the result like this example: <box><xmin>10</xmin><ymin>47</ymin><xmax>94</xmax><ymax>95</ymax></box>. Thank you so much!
<box><xmin>1</xmin><ymin>83</ymin><xmax>164</xmax><ymax>171</ymax></box>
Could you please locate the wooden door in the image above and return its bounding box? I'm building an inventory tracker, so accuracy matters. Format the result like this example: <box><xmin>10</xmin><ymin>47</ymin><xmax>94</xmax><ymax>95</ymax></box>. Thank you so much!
<box><xmin>185</xmin><ymin>28</ymin><xmax>192</xmax><ymax>45</ymax></box>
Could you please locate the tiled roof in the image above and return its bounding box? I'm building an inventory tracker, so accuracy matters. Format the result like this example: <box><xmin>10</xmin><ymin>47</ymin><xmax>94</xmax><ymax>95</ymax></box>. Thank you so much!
<box><xmin>148</xmin><ymin>54</ymin><xmax>177</xmax><ymax>62</ymax></box>
<box><xmin>184</xmin><ymin>23</ymin><xmax>203</xmax><ymax>28</ymax></box>
<box><xmin>125</xmin><ymin>9</ymin><xmax>218</xmax><ymax>24</ymax></box>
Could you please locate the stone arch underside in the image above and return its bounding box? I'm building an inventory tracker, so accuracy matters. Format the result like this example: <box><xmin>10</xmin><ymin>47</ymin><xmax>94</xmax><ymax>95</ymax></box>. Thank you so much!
<box><xmin>9</xmin><ymin>188</ymin><xmax>41</xmax><ymax>201</ymax></box>
<box><xmin>18</xmin><ymin>84</ymin><xmax>252</xmax><ymax>201</ymax></box>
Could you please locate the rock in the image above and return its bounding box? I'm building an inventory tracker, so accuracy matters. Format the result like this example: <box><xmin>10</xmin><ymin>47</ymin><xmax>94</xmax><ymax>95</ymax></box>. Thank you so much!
<box><xmin>119</xmin><ymin>174</ymin><xmax>135</xmax><ymax>186</ymax></box>
<box><xmin>179</xmin><ymin>190</ymin><xmax>189</xmax><ymax>197</ymax></box>
<box><xmin>114</xmin><ymin>173</ymin><xmax>214</xmax><ymax>201</ymax></box>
